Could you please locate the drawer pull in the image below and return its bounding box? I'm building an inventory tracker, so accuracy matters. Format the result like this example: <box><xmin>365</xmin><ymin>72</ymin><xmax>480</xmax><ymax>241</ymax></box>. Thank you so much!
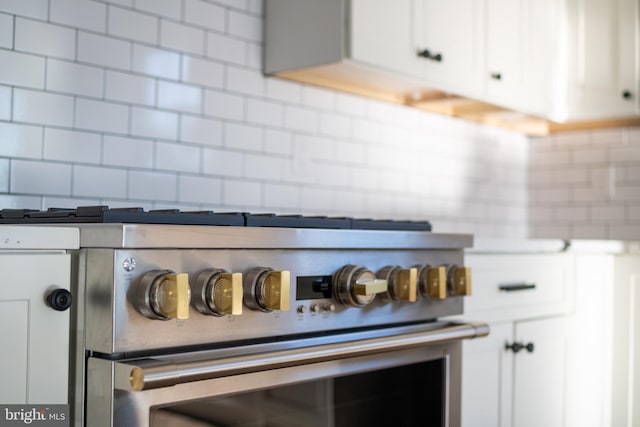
<box><xmin>505</xmin><ymin>342</ymin><xmax>535</xmax><ymax>353</ymax></box>
<box><xmin>498</xmin><ymin>283</ymin><xmax>536</xmax><ymax>292</ymax></box>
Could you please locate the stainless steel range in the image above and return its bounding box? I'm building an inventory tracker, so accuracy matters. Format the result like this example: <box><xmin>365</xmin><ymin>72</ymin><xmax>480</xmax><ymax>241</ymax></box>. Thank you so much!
<box><xmin>1</xmin><ymin>207</ymin><xmax>489</xmax><ymax>427</ymax></box>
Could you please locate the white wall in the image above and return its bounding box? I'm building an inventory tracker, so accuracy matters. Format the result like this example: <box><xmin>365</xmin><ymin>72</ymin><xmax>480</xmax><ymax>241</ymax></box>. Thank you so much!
<box><xmin>0</xmin><ymin>0</ymin><xmax>530</xmax><ymax>237</ymax></box>
<box><xmin>529</xmin><ymin>128</ymin><xmax>640</xmax><ymax>240</ymax></box>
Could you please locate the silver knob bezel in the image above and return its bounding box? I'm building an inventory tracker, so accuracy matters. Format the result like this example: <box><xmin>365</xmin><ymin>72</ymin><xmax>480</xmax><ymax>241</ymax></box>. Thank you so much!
<box><xmin>333</xmin><ymin>265</ymin><xmax>377</xmax><ymax>307</ymax></box>
<box><xmin>192</xmin><ymin>268</ymin><xmax>228</xmax><ymax>317</ymax></box>
<box><xmin>134</xmin><ymin>269</ymin><xmax>174</xmax><ymax>320</ymax></box>
<box><xmin>243</xmin><ymin>267</ymin><xmax>275</xmax><ymax>312</ymax></box>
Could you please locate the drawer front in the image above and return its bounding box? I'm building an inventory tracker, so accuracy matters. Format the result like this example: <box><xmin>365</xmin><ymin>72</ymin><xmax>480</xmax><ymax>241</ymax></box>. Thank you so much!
<box><xmin>464</xmin><ymin>253</ymin><xmax>571</xmax><ymax>321</ymax></box>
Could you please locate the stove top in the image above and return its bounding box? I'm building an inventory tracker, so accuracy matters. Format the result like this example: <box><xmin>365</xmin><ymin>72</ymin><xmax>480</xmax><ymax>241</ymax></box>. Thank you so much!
<box><xmin>0</xmin><ymin>206</ymin><xmax>432</xmax><ymax>231</ymax></box>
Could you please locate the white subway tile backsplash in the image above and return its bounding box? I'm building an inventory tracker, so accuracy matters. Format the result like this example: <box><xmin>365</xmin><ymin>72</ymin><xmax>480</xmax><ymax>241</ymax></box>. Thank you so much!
<box><xmin>224</xmin><ymin>122</ymin><xmax>262</xmax><ymax>151</ymax></box>
<box><xmin>590</xmin><ymin>204</ymin><xmax>625</xmax><ymax>221</ymax></box>
<box><xmin>73</xmin><ymin>165</ymin><xmax>127</xmax><ymax>198</ymax></box>
<box><xmin>226</xmin><ymin>66</ymin><xmax>264</xmax><ymax>96</ymax></box>
<box><xmin>178</xmin><ymin>175</ymin><xmax>222</xmax><ymax>204</ymax></box>
<box><xmin>131</xmin><ymin>106</ymin><xmax>178</xmax><ymax>140</ymax></box>
<box><xmin>129</xmin><ymin>170</ymin><xmax>177</xmax><ymax>201</ymax></box>
<box><xmin>0</xmin><ymin>122</ymin><xmax>42</xmax><ymax>158</ymax></box>
<box><xmin>50</xmin><ymin>0</ymin><xmax>107</xmax><ymax>33</ymax></box>
<box><xmin>302</xmin><ymin>86</ymin><xmax>336</xmax><ymax>111</ymax></box>
<box><xmin>158</xmin><ymin>81</ymin><xmax>202</xmax><ymax>114</ymax></box>
<box><xmin>160</xmin><ymin>20</ymin><xmax>204</xmax><ymax>55</ymax></box>
<box><xmin>132</xmin><ymin>44</ymin><xmax>180</xmax><ymax>80</ymax></box>
<box><xmin>610</xmin><ymin>224</ymin><xmax>640</xmax><ymax>240</ymax></box>
<box><xmin>14</xmin><ymin>89</ymin><xmax>73</xmax><ymax>127</ymax></box>
<box><xmin>223</xmin><ymin>179</ymin><xmax>261</xmax><ymax>206</ymax></box>
<box><xmin>571</xmin><ymin>224</ymin><xmax>608</xmax><ymax>239</ymax></box>
<box><xmin>284</xmin><ymin>106</ymin><xmax>318</xmax><ymax>133</ymax></box>
<box><xmin>265</xmin><ymin>78</ymin><xmax>301</xmax><ymax>104</ymax></box>
<box><xmin>134</xmin><ymin>0</ymin><xmax>181</xmax><ymax>18</ymax></box>
<box><xmin>244</xmin><ymin>153</ymin><xmax>284</xmax><ymax>180</ymax></box>
<box><xmin>108</xmin><ymin>6</ymin><xmax>158</xmax><ymax>44</ymax></box>
<box><xmin>247</xmin><ymin>42</ymin><xmax>262</xmax><ymax>70</ymax></box>
<box><xmin>105</xmin><ymin>70</ymin><xmax>155</xmax><ymax>105</ymax></box>
<box><xmin>0</xmin><ymin>194</ymin><xmax>41</xmax><ymax>209</ymax></box>
<box><xmin>202</xmin><ymin>147</ymin><xmax>243</xmax><ymax>177</ymax></box>
<box><xmin>0</xmin><ymin>50</ymin><xmax>45</xmax><ymax>89</ymax></box>
<box><xmin>629</xmin><ymin>204</ymin><xmax>640</xmax><ymax>221</ymax></box>
<box><xmin>204</xmin><ymin>89</ymin><xmax>244</xmax><ymax>120</ymax></box>
<box><xmin>47</xmin><ymin>59</ymin><xmax>104</xmax><ymax>98</ymax></box>
<box><xmin>182</xmin><ymin>56</ymin><xmax>224</xmax><ymax>89</ymax></box>
<box><xmin>0</xmin><ymin>159</ymin><xmax>11</xmax><ymax>192</ymax></box>
<box><xmin>555</xmin><ymin>206</ymin><xmax>588</xmax><ymax>221</ymax></box>
<box><xmin>613</xmin><ymin>185</ymin><xmax>640</xmax><ymax>202</ymax></box>
<box><xmin>180</xmin><ymin>115</ymin><xmax>223</xmax><ymax>147</ymax></box>
<box><xmin>264</xmin><ymin>129</ymin><xmax>292</xmax><ymax>156</ymax></box>
<box><xmin>610</xmin><ymin>147</ymin><xmax>640</xmax><ymax>162</ymax></box>
<box><xmin>572</xmin><ymin>148</ymin><xmax>608</xmax><ymax>164</ymax></box>
<box><xmin>15</xmin><ymin>18</ymin><xmax>75</xmax><ymax>60</ymax></box>
<box><xmin>44</xmin><ymin>128</ymin><xmax>101</xmax><ymax>163</ymax></box>
<box><xmin>228</xmin><ymin>10</ymin><xmax>262</xmax><ymax>42</ymax></box>
<box><xmin>184</xmin><ymin>0</ymin><xmax>225</xmax><ymax>32</ymax></box>
<box><xmin>319</xmin><ymin>112</ymin><xmax>350</xmax><ymax>138</ymax></box>
<box><xmin>11</xmin><ymin>160</ymin><xmax>71</xmax><ymax>195</ymax></box>
<box><xmin>336</xmin><ymin>93</ymin><xmax>367</xmax><ymax>117</ymax></box>
<box><xmin>0</xmin><ymin>13</ymin><xmax>13</xmax><ymax>48</ymax></box>
<box><xmin>263</xmin><ymin>183</ymin><xmax>299</xmax><ymax>209</ymax></box>
<box><xmin>247</xmin><ymin>98</ymin><xmax>283</xmax><ymax>127</ymax></box>
<box><xmin>206</xmin><ymin>33</ymin><xmax>246</xmax><ymax>65</ymax></box>
<box><xmin>212</xmin><ymin>0</ymin><xmax>248</xmax><ymax>10</ymax></box>
<box><xmin>78</xmin><ymin>32</ymin><xmax>131</xmax><ymax>69</ymax></box>
<box><xmin>156</xmin><ymin>142</ymin><xmax>200</xmax><ymax>173</ymax></box>
<box><xmin>103</xmin><ymin>135</ymin><xmax>154</xmax><ymax>168</ymax></box>
<box><xmin>0</xmin><ymin>86</ymin><xmax>10</xmax><ymax>120</ymax></box>
<box><xmin>0</xmin><ymin>0</ymin><xmax>47</xmax><ymax>20</ymax></box>
<box><xmin>529</xmin><ymin>187</ymin><xmax>571</xmax><ymax>203</ymax></box>
<box><xmin>75</xmin><ymin>98</ymin><xmax>129</xmax><ymax>133</ymax></box>
<box><xmin>247</xmin><ymin>0</ymin><xmax>263</xmax><ymax>14</ymax></box>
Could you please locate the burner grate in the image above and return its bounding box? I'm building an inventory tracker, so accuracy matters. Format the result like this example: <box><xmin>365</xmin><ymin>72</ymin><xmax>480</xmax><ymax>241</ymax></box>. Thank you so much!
<box><xmin>0</xmin><ymin>206</ymin><xmax>432</xmax><ymax>231</ymax></box>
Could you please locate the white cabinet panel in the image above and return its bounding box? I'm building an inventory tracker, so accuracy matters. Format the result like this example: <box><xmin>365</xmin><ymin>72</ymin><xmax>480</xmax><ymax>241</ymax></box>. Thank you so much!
<box><xmin>461</xmin><ymin>322</ymin><xmax>512</xmax><ymax>427</ymax></box>
<box><xmin>0</xmin><ymin>253</ymin><xmax>71</xmax><ymax>404</ymax></box>
<box><xmin>350</xmin><ymin>0</ymin><xmax>421</xmax><ymax>78</ymax></box>
<box><xmin>414</xmin><ymin>0</ymin><xmax>485</xmax><ymax>95</ymax></box>
<box><xmin>0</xmin><ymin>301</ymin><xmax>28</xmax><ymax>403</ymax></box>
<box><xmin>513</xmin><ymin>316</ymin><xmax>569</xmax><ymax>427</ymax></box>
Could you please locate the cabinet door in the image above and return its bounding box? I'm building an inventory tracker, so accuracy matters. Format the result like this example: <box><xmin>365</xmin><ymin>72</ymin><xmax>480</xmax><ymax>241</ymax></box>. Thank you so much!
<box><xmin>461</xmin><ymin>322</ymin><xmax>513</xmax><ymax>427</ymax></box>
<box><xmin>513</xmin><ymin>316</ymin><xmax>569</xmax><ymax>427</ymax></box>
<box><xmin>350</xmin><ymin>0</ymin><xmax>422</xmax><ymax>78</ymax></box>
<box><xmin>562</xmin><ymin>0</ymin><xmax>639</xmax><ymax>120</ymax></box>
<box><xmin>0</xmin><ymin>253</ymin><xmax>71</xmax><ymax>404</ymax></box>
<box><xmin>414</xmin><ymin>0</ymin><xmax>485</xmax><ymax>96</ymax></box>
<box><xmin>611</xmin><ymin>255</ymin><xmax>640</xmax><ymax>427</ymax></box>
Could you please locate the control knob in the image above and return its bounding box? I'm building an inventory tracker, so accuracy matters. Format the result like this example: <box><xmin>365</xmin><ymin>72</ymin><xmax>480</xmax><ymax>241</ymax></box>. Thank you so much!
<box><xmin>447</xmin><ymin>265</ymin><xmax>472</xmax><ymax>296</ymax></box>
<box><xmin>192</xmin><ymin>268</ymin><xmax>243</xmax><ymax>316</ymax></box>
<box><xmin>377</xmin><ymin>266</ymin><xmax>417</xmax><ymax>302</ymax></box>
<box><xmin>244</xmin><ymin>267</ymin><xmax>290</xmax><ymax>312</ymax></box>
<box><xmin>134</xmin><ymin>270</ymin><xmax>190</xmax><ymax>320</ymax></box>
<box><xmin>416</xmin><ymin>265</ymin><xmax>447</xmax><ymax>299</ymax></box>
<box><xmin>333</xmin><ymin>265</ymin><xmax>388</xmax><ymax>307</ymax></box>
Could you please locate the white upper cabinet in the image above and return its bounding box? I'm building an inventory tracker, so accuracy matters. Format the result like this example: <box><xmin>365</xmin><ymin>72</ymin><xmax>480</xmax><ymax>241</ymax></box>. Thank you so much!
<box><xmin>555</xmin><ymin>0</ymin><xmax>639</xmax><ymax>121</ymax></box>
<box><xmin>264</xmin><ymin>0</ymin><xmax>639</xmax><ymax>121</ymax></box>
<box><xmin>414</xmin><ymin>0</ymin><xmax>485</xmax><ymax>96</ymax></box>
<box><xmin>349</xmin><ymin>0</ymin><xmax>422</xmax><ymax>79</ymax></box>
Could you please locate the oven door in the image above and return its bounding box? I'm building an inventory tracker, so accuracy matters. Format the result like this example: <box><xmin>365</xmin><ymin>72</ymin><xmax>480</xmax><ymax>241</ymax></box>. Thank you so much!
<box><xmin>86</xmin><ymin>322</ymin><xmax>489</xmax><ymax>427</ymax></box>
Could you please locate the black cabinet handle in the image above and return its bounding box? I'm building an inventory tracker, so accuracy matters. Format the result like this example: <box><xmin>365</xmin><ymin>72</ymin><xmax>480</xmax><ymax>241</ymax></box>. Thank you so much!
<box><xmin>498</xmin><ymin>283</ymin><xmax>536</xmax><ymax>292</ymax></box>
<box><xmin>622</xmin><ymin>90</ymin><xmax>633</xmax><ymax>100</ymax></box>
<box><xmin>417</xmin><ymin>49</ymin><xmax>443</xmax><ymax>62</ymax></box>
<box><xmin>490</xmin><ymin>72</ymin><xmax>502</xmax><ymax>80</ymax></box>
<box><xmin>505</xmin><ymin>341</ymin><xmax>535</xmax><ymax>353</ymax></box>
<box><xmin>46</xmin><ymin>288</ymin><xmax>73</xmax><ymax>311</ymax></box>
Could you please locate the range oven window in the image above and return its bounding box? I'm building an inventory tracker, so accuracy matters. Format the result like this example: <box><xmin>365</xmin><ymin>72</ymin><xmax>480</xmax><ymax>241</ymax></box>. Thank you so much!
<box><xmin>150</xmin><ymin>359</ymin><xmax>444</xmax><ymax>427</ymax></box>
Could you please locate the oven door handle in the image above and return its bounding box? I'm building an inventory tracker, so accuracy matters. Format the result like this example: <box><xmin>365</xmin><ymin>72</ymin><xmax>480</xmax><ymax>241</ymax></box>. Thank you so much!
<box><xmin>112</xmin><ymin>322</ymin><xmax>489</xmax><ymax>391</ymax></box>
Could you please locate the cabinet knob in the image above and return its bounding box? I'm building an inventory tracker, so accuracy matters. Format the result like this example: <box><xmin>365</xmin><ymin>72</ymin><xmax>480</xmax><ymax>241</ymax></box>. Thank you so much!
<box><xmin>416</xmin><ymin>49</ymin><xmax>443</xmax><ymax>62</ymax></box>
<box><xmin>46</xmin><ymin>288</ymin><xmax>72</xmax><ymax>311</ymax></box>
<box><xmin>505</xmin><ymin>341</ymin><xmax>535</xmax><ymax>353</ymax></box>
<box><xmin>622</xmin><ymin>90</ymin><xmax>633</xmax><ymax>100</ymax></box>
<box><xmin>491</xmin><ymin>72</ymin><xmax>502</xmax><ymax>80</ymax></box>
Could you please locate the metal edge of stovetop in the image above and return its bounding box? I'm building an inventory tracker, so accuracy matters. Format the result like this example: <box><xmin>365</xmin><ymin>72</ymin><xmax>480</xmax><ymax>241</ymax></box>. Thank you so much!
<box><xmin>74</xmin><ymin>223</ymin><xmax>474</xmax><ymax>249</ymax></box>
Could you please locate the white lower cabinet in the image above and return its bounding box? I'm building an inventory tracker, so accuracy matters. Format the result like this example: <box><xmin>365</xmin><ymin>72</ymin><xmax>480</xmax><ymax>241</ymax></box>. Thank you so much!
<box><xmin>462</xmin><ymin>316</ymin><xmax>569</xmax><ymax>427</ymax></box>
<box><xmin>461</xmin><ymin>247</ymin><xmax>640</xmax><ymax>427</ymax></box>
